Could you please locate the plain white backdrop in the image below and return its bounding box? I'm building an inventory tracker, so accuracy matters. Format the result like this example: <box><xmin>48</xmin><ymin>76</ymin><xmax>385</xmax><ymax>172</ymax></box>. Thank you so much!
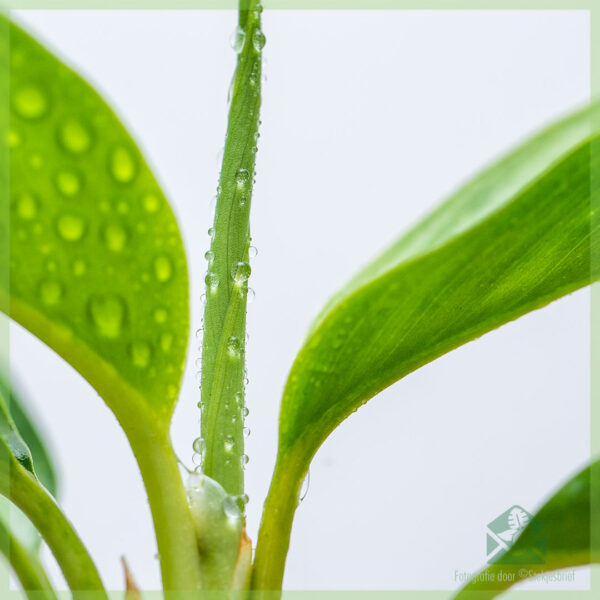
<box><xmin>9</xmin><ymin>8</ymin><xmax>592</xmax><ymax>592</ymax></box>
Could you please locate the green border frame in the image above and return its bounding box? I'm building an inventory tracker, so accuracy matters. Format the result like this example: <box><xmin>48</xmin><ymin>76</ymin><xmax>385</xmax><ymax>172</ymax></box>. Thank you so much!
<box><xmin>0</xmin><ymin>2</ymin><xmax>597</xmax><ymax>599</ymax></box>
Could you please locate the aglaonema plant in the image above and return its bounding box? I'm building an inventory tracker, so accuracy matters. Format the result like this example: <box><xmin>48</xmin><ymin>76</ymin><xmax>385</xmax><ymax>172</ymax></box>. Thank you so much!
<box><xmin>0</xmin><ymin>4</ymin><xmax>599</xmax><ymax>598</ymax></box>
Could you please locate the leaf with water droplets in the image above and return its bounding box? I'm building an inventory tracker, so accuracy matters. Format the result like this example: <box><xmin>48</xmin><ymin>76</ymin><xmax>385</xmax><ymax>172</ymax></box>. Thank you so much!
<box><xmin>1</xmin><ymin>18</ymin><xmax>189</xmax><ymax>434</ymax></box>
<box><xmin>254</xmin><ymin>103</ymin><xmax>600</xmax><ymax>590</ymax></box>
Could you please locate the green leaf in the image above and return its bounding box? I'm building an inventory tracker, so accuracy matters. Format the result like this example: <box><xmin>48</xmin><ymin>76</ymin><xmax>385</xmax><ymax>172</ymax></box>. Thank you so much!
<box><xmin>252</xmin><ymin>103</ymin><xmax>600</xmax><ymax>591</ymax></box>
<box><xmin>455</xmin><ymin>461</ymin><xmax>599</xmax><ymax>598</ymax></box>
<box><xmin>0</xmin><ymin>17</ymin><xmax>203</xmax><ymax>591</ymax></box>
<box><xmin>0</xmin><ymin>388</ymin><xmax>106</xmax><ymax>597</ymax></box>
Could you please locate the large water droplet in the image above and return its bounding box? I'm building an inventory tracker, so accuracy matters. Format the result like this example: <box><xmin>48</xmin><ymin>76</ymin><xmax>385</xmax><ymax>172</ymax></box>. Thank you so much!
<box><xmin>39</xmin><ymin>280</ymin><xmax>63</xmax><ymax>306</ymax></box>
<box><xmin>57</xmin><ymin>118</ymin><xmax>92</xmax><ymax>154</ymax></box>
<box><xmin>12</xmin><ymin>84</ymin><xmax>49</xmax><ymax>119</ymax></box>
<box><xmin>223</xmin><ymin>495</ymin><xmax>242</xmax><ymax>520</ymax></box>
<box><xmin>102</xmin><ymin>223</ymin><xmax>129</xmax><ymax>253</ymax></box>
<box><xmin>88</xmin><ymin>294</ymin><xmax>126</xmax><ymax>338</ymax></box>
<box><xmin>232</xmin><ymin>261</ymin><xmax>251</xmax><ymax>286</ymax></box>
<box><xmin>230</xmin><ymin>25</ymin><xmax>246</xmax><ymax>53</ymax></box>
<box><xmin>109</xmin><ymin>145</ymin><xmax>137</xmax><ymax>183</ymax></box>
<box><xmin>205</xmin><ymin>272</ymin><xmax>219</xmax><ymax>292</ymax></box>
<box><xmin>249</xmin><ymin>245</ymin><xmax>258</xmax><ymax>258</ymax></box>
<box><xmin>236</xmin><ymin>168</ymin><xmax>250</xmax><ymax>187</ymax></box>
<box><xmin>14</xmin><ymin>192</ymin><xmax>38</xmax><ymax>220</ymax></box>
<box><xmin>55</xmin><ymin>169</ymin><xmax>82</xmax><ymax>197</ymax></box>
<box><xmin>227</xmin><ymin>336</ymin><xmax>242</xmax><ymax>358</ymax></box>
<box><xmin>252</xmin><ymin>29</ymin><xmax>266</xmax><ymax>52</ymax></box>
<box><xmin>129</xmin><ymin>341</ymin><xmax>152</xmax><ymax>368</ymax></box>
<box><xmin>154</xmin><ymin>255</ymin><xmax>173</xmax><ymax>282</ymax></box>
<box><xmin>56</xmin><ymin>214</ymin><xmax>86</xmax><ymax>242</ymax></box>
<box><xmin>204</xmin><ymin>250</ymin><xmax>214</xmax><ymax>265</ymax></box>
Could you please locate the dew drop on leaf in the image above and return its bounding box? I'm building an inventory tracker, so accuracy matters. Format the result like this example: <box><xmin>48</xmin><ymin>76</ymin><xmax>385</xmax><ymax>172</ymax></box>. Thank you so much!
<box><xmin>55</xmin><ymin>169</ymin><xmax>82</xmax><ymax>197</ymax></box>
<box><xmin>102</xmin><ymin>223</ymin><xmax>129</xmax><ymax>253</ymax></box>
<box><xmin>192</xmin><ymin>437</ymin><xmax>206</xmax><ymax>455</ymax></box>
<box><xmin>243</xmin><ymin>426</ymin><xmax>250</xmax><ymax>438</ymax></box>
<box><xmin>223</xmin><ymin>495</ymin><xmax>242</xmax><ymax>520</ymax></box>
<box><xmin>227</xmin><ymin>336</ymin><xmax>242</xmax><ymax>358</ymax></box>
<box><xmin>153</xmin><ymin>307</ymin><xmax>168</xmax><ymax>324</ymax></box>
<box><xmin>56</xmin><ymin>214</ymin><xmax>86</xmax><ymax>242</ymax></box>
<box><xmin>109</xmin><ymin>144</ymin><xmax>137</xmax><ymax>183</ymax></box>
<box><xmin>249</xmin><ymin>245</ymin><xmax>258</xmax><ymax>258</ymax></box>
<box><xmin>230</xmin><ymin>25</ymin><xmax>246</xmax><ymax>53</ymax></box>
<box><xmin>129</xmin><ymin>340</ymin><xmax>152</xmax><ymax>368</ymax></box>
<box><xmin>153</xmin><ymin>255</ymin><xmax>173</xmax><ymax>283</ymax></box>
<box><xmin>88</xmin><ymin>294</ymin><xmax>126</xmax><ymax>338</ymax></box>
<box><xmin>14</xmin><ymin>192</ymin><xmax>38</xmax><ymax>220</ymax></box>
<box><xmin>240</xmin><ymin>454</ymin><xmax>249</xmax><ymax>467</ymax></box>
<box><xmin>224</xmin><ymin>434</ymin><xmax>234</xmax><ymax>453</ymax></box>
<box><xmin>232</xmin><ymin>261</ymin><xmax>251</xmax><ymax>285</ymax></box>
<box><xmin>252</xmin><ymin>29</ymin><xmax>266</xmax><ymax>52</ymax></box>
<box><xmin>38</xmin><ymin>279</ymin><xmax>63</xmax><ymax>306</ymax></box>
<box><xmin>205</xmin><ymin>271</ymin><xmax>219</xmax><ymax>291</ymax></box>
<box><xmin>12</xmin><ymin>84</ymin><xmax>49</xmax><ymax>119</ymax></box>
<box><xmin>57</xmin><ymin>118</ymin><xmax>92</xmax><ymax>154</ymax></box>
<box><xmin>142</xmin><ymin>193</ymin><xmax>160</xmax><ymax>213</ymax></box>
<box><xmin>235</xmin><ymin>168</ymin><xmax>250</xmax><ymax>187</ymax></box>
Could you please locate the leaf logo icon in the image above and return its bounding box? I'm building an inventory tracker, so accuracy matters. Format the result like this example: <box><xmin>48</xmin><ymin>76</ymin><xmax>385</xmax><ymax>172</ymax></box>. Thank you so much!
<box><xmin>496</xmin><ymin>507</ymin><xmax>530</xmax><ymax>543</ymax></box>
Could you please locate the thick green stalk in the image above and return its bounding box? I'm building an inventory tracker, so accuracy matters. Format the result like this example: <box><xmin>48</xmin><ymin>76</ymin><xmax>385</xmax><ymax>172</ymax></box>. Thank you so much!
<box><xmin>0</xmin><ymin>517</ymin><xmax>57</xmax><ymax>600</ymax></box>
<box><xmin>200</xmin><ymin>1</ymin><xmax>264</xmax><ymax>496</ymax></box>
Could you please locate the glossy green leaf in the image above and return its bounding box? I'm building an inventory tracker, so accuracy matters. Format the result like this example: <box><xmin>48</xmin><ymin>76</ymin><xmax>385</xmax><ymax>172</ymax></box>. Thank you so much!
<box><xmin>253</xmin><ymin>104</ymin><xmax>600</xmax><ymax>591</ymax></box>
<box><xmin>0</xmin><ymin>388</ymin><xmax>106</xmax><ymax>597</ymax></box>
<box><xmin>1</xmin><ymin>16</ymin><xmax>188</xmax><ymax>430</ymax></box>
<box><xmin>0</xmin><ymin>17</ymin><xmax>203</xmax><ymax>591</ymax></box>
<box><xmin>455</xmin><ymin>461</ymin><xmax>600</xmax><ymax>598</ymax></box>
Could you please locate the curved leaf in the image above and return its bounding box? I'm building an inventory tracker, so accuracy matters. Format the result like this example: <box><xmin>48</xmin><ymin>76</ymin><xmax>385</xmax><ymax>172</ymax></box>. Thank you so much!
<box><xmin>2</xmin><ymin>16</ymin><xmax>188</xmax><ymax>430</ymax></box>
<box><xmin>455</xmin><ymin>461</ymin><xmax>600</xmax><ymax>598</ymax></box>
<box><xmin>0</xmin><ymin>389</ymin><xmax>106</xmax><ymax>597</ymax></box>
<box><xmin>253</xmin><ymin>104</ymin><xmax>600</xmax><ymax>590</ymax></box>
<box><xmin>1</xmin><ymin>17</ymin><xmax>203</xmax><ymax>591</ymax></box>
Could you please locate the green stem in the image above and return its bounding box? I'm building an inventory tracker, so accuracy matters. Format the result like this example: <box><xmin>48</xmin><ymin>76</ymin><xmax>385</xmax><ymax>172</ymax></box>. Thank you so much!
<box><xmin>251</xmin><ymin>450</ymin><xmax>307</xmax><ymax>594</ymax></box>
<box><xmin>201</xmin><ymin>0</ymin><xmax>264</xmax><ymax>496</ymax></box>
<box><xmin>0</xmin><ymin>516</ymin><xmax>57</xmax><ymax>600</ymax></box>
<box><xmin>6</xmin><ymin>466</ymin><xmax>106</xmax><ymax>600</ymax></box>
<box><xmin>125</xmin><ymin>424</ymin><xmax>203</xmax><ymax>591</ymax></box>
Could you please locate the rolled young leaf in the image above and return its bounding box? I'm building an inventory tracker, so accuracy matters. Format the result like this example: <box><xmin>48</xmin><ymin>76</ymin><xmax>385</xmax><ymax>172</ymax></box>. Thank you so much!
<box><xmin>455</xmin><ymin>461</ymin><xmax>600</xmax><ymax>598</ymax></box>
<box><xmin>0</xmin><ymin>16</ymin><xmax>202</xmax><ymax>590</ymax></box>
<box><xmin>253</xmin><ymin>103</ymin><xmax>600</xmax><ymax>591</ymax></box>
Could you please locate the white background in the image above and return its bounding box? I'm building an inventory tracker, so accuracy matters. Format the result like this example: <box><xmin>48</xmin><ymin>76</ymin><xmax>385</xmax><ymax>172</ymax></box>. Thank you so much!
<box><xmin>9</xmin><ymin>9</ymin><xmax>592</xmax><ymax>592</ymax></box>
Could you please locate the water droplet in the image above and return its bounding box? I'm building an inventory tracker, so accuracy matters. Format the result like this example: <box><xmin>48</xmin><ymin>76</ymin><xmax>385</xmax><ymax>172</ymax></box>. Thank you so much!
<box><xmin>160</xmin><ymin>333</ymin><xmax>174</xmax><ymax>352</ymax></box>
<box><xmin>252</xmin><ymin>29</ymin><xmax>266</xmax><ymax>52</ymax></box>
<box><xmin>205</xmin><ymin>272</ymin><xmax>219</xmax><ymax>291</ymax></box>
<box><xmin>243</xmin><ymin>426</ymin><xmax>250</xmax><ymax>438</ymax></box>
<box><xmin>224</xmin><ymin>434</ymin><xmax>234</xmax><ymax>453</ymax></box>
<box><xmin>14</xmin><ymin>192</ymin><xmax>38</xmax><ymax>220</ymax></box>
<box><xmin>232</xmin><ymin>261</ymin><xmax>251</xmax><ymax>286</ymax></box>
<box><xmin>55</xmin><ymin>169</ymin><xmax>82</xmax><ymax>197</ymax></box>
<box><xmin>223</xmin><ymin>495</ymin><xmax>242</xmax><ymax>520</ymax></box>
<box><xmin>234</xmin><ymin>391</ymin><xmax>244</xmax><ymax>405</ymax></box>
<box><xmin>230</xmin><ymin>25</ymin><xmax>246</xmax><ymax>53</ymax></box>
<box><xmin>204</xmin><ymin>250</ymin><xmax>214</xmax><ymax>265</ymax></box>
<box><xmin>200</xmin><ymin>293</ymin><xmax>207</xmax><ymax>305</ymax></box>
<box><xmin>235</xmin><ymin>168</ymin><xmax>250</xmax><ymax>187</ymax></box>
<box><xmin>102</xmin><ymin>223</ymin><xmax>129</xmax><ymax>253</ymax></box>
<box><xmin>208</xmin><ymin>227</ymin><xmax>215</xmax><ymax>238</ymax></box>
<box><xmin>195</xmin><ymin>326</ymin><xmax>203</xmax><ymax>339</ymax></box>
<box><xmin>7</xmin><ymin>129</ymin><xmax>21</xmax><ymax>147</ymax></box>
<box><xmin>88</xmin><ymin>294</ymin><xmax>126</xmax><ymax>338</ymax></box>
<box><xmin>129</xmin><ymin>341</ymin><xmax>152</xmax><ymax>368</ymax></box>
<box><xmin>153</xmin><ymin>307</ymin><xmax>168</xmax><ymax>323</ymax></box>
<box><xmin>12</xmin><ymin>84</ymin><xmax>49</xmax><ymax>119</ymax></box>
<box><xmin>247</xmin><ymin>288</ymin><xmax>256</xmax><ymax>303</ymax></box>
<box><xmin>192</xmin><ymin>453</ymin><xmax>203</xmax><ymax>467</ymax></box>
<box><xmin>57</xmin><ymin>118</ymin><xmax>92</xmax><ymax>154</ymax></box>
<box><xmin>239</xmin><ymin>194</ymin><xmax>248</xmax><ymax>208</ymax></box>
<box><xmin>39</xmin><ymin>280</ymin><xmax>63</xmax><ymax>306</ymax></box>
<box><xmin>56</xmin><ymin>214</ymin><xmax>86</xmax><ymax>242</ymax></box>
<box><xmin>154</xmin><ymin>255</ymin><xmax>173</xmax><ymax>282</ymax></box>
<box><xmin>72</xmin><ymin>259</ymin><xmax>87</xmax><ymax>276</ymax></box>
<box><xmin>299</xmin><ymin>470</ymin><xmax>311</xmax><ymax>504</ymax></box>
<box><xmin>240</xmin><ymin>454</ymin><xmax>249</xmax><ymax>467</ymax></box>
<box><xmin>242</xmin><ymin>406</ymin><xmax>249</xmax><ymax>418</ymax></box>
<box><xmin>227</xmin><ymin>336</ymin><xmax>242</xmax><ymax>358</ymax></box>
<box><xmin>142</xmin><ymin>193</ymin><xmax>160</xmax><ymax>213</ymax></box>
<box><xmin>109</xmin><ymin>144</ymin><xmax>137</xmax><ymax>183</ymax></box>
<box><xmin>193</xmin><ymin>437</ymin><xmax>206</xmax><ymax>455</ymax></box>
<box><xmin>249</xmin><ymin>245</ymin><xmax>258</xmax><ymax>258</ymax></box>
